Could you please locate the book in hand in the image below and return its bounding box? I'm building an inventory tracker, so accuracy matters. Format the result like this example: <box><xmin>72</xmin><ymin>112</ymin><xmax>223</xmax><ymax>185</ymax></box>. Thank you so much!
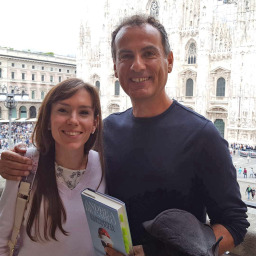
<box><xmin>81</xmin><ymin>188</ymin><xmax>133</xmax><ymax>256</ymax></box>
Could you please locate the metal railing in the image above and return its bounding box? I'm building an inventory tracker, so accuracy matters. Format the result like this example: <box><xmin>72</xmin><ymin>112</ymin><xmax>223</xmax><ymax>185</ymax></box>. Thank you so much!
<box><xmin>245</xmin><ymin>201</ymin><xmax>256</xmax><ymax>209</ymax></box>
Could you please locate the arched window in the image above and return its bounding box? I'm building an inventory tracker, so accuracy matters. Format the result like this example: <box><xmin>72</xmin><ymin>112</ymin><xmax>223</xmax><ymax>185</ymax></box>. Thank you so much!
<box><xmin>214</xmin><ymin>119</ymin><xmax>224</xmax><ymax>138</ymax></box>
<box><xmin>186</xmin><ymin>79</ymin><xmax>193</xmax><ymax>96</ymax></box>
<box><xmin>216</xmin><ymin>77</ymin><xmax>225</xmax><ymax>96</ymax></box>
<box><xmin>41</xmin><ymin>91</ymin><xmax>45</xmax><ymax>99</ymax></box>
<box><xmin>95</xmin><ymin>80</ymin><xmax>100</xmax><ymax>90</ymax></box>
<box><xmin>19</xmin><ymin>106</ymin><xmax>27</xmax><ymax>118</ymax></box>
<box><xmin>29</xmin><ymin>106</ymin><xmax>37</xmax><ymax>118</ymax></box>
<box><xmin>115</xmin><ymin>81</ymin><xmax>120</xmax><ymax>96</ymax></box>
<box><xmin>188</xmin><ymin>43</ymin><xmax>196</xmax><ymax>64</ymax></box>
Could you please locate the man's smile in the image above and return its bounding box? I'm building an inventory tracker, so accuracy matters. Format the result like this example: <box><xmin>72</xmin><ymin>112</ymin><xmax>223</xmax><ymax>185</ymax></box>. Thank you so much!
<box><xmin>131</xmin><ymin>77</ymin><xmax>150</xmax><ymax>83</ymax></box>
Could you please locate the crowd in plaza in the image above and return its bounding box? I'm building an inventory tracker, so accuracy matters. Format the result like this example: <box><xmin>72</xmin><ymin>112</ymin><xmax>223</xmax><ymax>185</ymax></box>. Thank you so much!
<box><xmin>230</xmin><ymin>143</ymin><xmax>256</xmax><ymax>152</ymax></box>
<box><xmin>0</xmin><ymin>122</ymin><xmax>34</xmax><ymax>150</ymax></box>
<box><xmin>237</xmin><ymin>167</ymin><xmax>256</xmax><ymax>179</ymax></box>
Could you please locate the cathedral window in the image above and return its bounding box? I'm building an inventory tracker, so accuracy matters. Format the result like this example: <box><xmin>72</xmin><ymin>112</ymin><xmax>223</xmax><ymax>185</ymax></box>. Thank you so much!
<box><xmin>150</xmin><ymin>0</ymin><xmax>159</xmax><ymax>18</ymax></box>
<box><xmin>96</xmin><ymin>80</ymin><xmax>100</xmax><ymax>90</ymax></box>
<box><xmin>202</xmin><ymin>6</ymin><xmax>206</xmax><ymax>16</ymax></box>
<box><xmin>109</xmin><ymin>104</ymin><xmax>120</xmax><ymax>114</ymax></box>
<box><xmin>216</xmin><ymin>77</ymin><xmax>225</xmax><ymax>97</ymax></box>
<box><xmin>188</xmin><ymin>43</ymin><xmax>196</xmax><ymax>64</ymax></box>
<box><xmin>214</xmin><ymin>119</ymin><xmax>224</xmax><ymax>138</ymax></box>
<box><xmin>186</xmin><ymin>79</ymin><xmax>193</xmax><ymax>96</ymax></box>
<box><xmin>115</xmin><ymin>81</ymin><xmax>120</xmax><ymax>96</ymax></box>
<box><xmin>245</xmin><ymin>1</ymin><xmax>249</xmax><ymax>11</ymax></box>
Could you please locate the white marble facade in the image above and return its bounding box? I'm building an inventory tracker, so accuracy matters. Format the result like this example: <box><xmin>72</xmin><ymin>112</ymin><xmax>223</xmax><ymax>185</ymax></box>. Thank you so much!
<box><xmin>77</xmin><ymin>0</ymin><xmax>256</xmax><ymax>146</ymax></box>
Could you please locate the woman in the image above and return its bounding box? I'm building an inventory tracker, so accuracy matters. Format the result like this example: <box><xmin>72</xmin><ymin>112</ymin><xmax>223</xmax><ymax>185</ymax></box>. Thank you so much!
<box><xmin>0</xmin><ymin>78</ymin><xmax>105</xmax><ymax>255</ymax></box>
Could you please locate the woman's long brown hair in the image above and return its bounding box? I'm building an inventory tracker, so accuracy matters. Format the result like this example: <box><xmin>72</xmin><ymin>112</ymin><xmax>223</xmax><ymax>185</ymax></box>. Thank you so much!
<box><xmin>26</xmin><ymin>78</ymin><xmax>104</xmax><ymax>241</ymax></box>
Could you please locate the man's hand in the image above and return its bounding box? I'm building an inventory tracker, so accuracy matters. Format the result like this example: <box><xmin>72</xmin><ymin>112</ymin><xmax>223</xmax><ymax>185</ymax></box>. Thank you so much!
<box><xmin>0</xmin><ymin>144</ymin><xmax>31</xmax><ymax>181</ymax></box>
<box><xmin>104</xmin><ymin>247</ymin><xmax>125</xmax><ymax>256</ymax></box>
<box><xmin>104</xmin><ymin>245</ymin><xmax>145</xmax><ymax>256</ymax></box>
<box><xmin>133</xmin><ymin>245</ymin><xmax>145</xmax><ymax>256</ymax></box>
<box><xmin>212</xmin><ymin>224</ymin><xmax>235</xmax><ymax>255</ymax></box>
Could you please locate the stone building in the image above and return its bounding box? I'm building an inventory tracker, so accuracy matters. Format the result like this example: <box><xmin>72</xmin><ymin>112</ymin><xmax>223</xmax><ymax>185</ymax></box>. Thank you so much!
<box><xmin>0</xmin><ymin>47</ymin><xmax>76</xmax><ymax>122</ymax></box>
<box><xmin>77</xmin><ymin>0</ymin><xmax>256</xmax><ymax>146</ymax></box>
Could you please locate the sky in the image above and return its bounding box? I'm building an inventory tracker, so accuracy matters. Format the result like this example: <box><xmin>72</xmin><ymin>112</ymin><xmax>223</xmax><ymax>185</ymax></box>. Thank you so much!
<box><xmin>0</xmin><ymin>0</ymin><xmax>96</xmax><ymax>57</ymax></box>
<box><xmin>0</xmin><ymin>0</ymin><xmax>235</xmax><ymax>57</ymax></box>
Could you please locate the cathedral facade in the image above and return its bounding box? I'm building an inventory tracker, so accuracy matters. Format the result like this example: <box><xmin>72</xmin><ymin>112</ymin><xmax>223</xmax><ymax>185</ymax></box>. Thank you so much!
<box><xmin>77</xmin><ymin>0</ymin><xmax>256</xmax><ymax>146</ymax></box>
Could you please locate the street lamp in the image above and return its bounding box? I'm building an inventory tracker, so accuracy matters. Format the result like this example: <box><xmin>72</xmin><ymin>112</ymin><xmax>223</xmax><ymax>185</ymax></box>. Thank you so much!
<box><xmin>4</xmin><ymin>94</ymin><xmax>17</xmax><ymax>148</ymax></box>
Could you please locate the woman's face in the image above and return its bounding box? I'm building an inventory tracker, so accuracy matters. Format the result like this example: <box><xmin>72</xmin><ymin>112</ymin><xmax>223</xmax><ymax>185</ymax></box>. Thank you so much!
<box><xmin>50</xmin><ymin>88</ymin><xmax>97</xmax><ymax>154</ymax></box>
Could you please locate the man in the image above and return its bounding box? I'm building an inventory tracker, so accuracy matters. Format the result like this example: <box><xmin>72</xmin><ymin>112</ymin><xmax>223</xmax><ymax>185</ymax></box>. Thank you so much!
<box><xmin>238</xmin><ymin>166</ymin><xmax>242</xmax><ymax>177</ymax></box>
<box><xmin>243</xmin><ymin>167</ymin><xmax>247</xmax><ymax>178</ymax></box>
<box><xmin>245</xmin><ymin>185</ymin><xmax>252</xmax><ymax>200</ymax></box>
<box><xmin>249</xmin><ymin>167</ymin><xmax>254</xmax><ymax>178</ymax></box>
<box><xmin>0</xmin><ymin>15</ymin><xmax>249</xmax><ymax>256</ymax></box>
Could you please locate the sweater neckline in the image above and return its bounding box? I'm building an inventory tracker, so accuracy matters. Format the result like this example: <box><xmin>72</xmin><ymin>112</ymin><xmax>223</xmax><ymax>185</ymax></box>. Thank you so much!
<box><xmin>55</xmin><ymin>163</ymin><xmax>86</xmax><ymax>190</ymax></box>
<box><xmin>130</xmin><ymin>100</ymin><xmax>176</xmax><ymax>122</ymax></box>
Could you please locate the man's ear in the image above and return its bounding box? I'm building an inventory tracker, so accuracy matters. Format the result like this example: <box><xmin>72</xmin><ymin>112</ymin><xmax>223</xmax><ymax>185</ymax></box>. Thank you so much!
<box><xmin>167</xmin><ymin>51</ymin><xmax>174</xmax><ymax>73</ymax></box>
<box><xmin>114</xmin><ymin>63</ymin><xmax>118</xmax><ymax>78</ymax></box>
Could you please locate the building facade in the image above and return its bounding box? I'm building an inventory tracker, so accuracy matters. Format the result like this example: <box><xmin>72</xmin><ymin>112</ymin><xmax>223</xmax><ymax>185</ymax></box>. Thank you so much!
<box><xmin>77</xmin><ymin>0</ymin><xmax>256</xmax><ymax>146</ymax></box>
<box><xmin>0</xmin><ymin>47</ymin><xmax>76</xmax><ymax>122</ymax></box>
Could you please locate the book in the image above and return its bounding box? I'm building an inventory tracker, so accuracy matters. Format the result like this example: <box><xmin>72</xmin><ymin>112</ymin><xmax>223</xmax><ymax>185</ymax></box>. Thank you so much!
<box><xmin>81</xmin><ymin>188</ymin><xmax>133</xmax><ymax>256</ymax></box>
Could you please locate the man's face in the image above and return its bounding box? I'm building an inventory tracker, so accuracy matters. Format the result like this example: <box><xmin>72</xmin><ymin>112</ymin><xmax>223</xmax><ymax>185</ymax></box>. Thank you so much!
<box><xmin>114</xmin><ymin>24</ymin><xmax>173</xmax><ymax>102</ymax></box>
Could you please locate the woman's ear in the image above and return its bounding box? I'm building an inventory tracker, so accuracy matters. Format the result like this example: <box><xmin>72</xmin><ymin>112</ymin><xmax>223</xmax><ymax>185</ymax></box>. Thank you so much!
<box><xmin>92</xmin><ymin>115</ymin><xmax>99</xmax><ymax>134</ymax></box>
